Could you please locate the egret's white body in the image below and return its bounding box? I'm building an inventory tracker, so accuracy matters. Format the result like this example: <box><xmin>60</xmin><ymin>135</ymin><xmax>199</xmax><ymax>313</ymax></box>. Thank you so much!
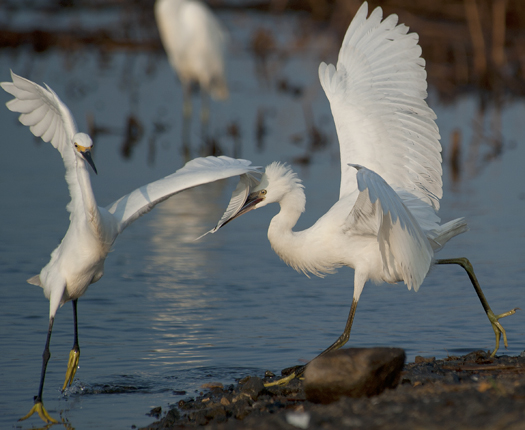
<box><xmin>258</xmin><ymin>162</ymin><xmax>464</xmax><ymax>295</ymax></box>
<box><xmin>2</xmin><ymin>71</ymin><xmax>260</xmax><ymax>423</ymax></box>
<box><xmin>207</xmin><ymin>2</ymin><xmax>516</xmax><ymax>382</ymax></box>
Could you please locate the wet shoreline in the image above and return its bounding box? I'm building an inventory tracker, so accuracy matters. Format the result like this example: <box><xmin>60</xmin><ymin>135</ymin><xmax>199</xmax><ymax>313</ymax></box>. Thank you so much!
<box><xmin>141</xmin><ymin>350</ymin><xmax>525</xmax><ymax>429</ymax></box>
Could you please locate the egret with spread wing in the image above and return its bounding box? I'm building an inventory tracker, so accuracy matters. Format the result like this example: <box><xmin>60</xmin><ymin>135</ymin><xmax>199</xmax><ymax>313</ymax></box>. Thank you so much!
<box><xmin>154</xmin><ymin>0</ymin><xmax>229</xmax><ymax>144</ymax></box>
<box><xmin>2</xmin><ymin>71</ymin><xmax>260</xmax><ymax>424</ymax></box>
<box><xmin>207</xmin><ymin>2</ymin><xmax>517</xmax><ymax>384</ymax></box>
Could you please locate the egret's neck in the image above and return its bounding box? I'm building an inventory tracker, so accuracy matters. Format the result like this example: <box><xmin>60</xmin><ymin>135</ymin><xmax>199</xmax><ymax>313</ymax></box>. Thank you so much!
<box><xmin>76</xmin><ymin>158</ymin><xmax>99</xmax><ymax>224</ymax></box>
<box><xmin>267</xmin><ymin>185</ymin><xmax>306</xmax><ymax>262</ymax></box>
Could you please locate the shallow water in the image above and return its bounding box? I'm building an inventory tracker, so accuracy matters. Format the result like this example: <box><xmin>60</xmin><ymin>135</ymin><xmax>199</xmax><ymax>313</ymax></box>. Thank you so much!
<box><xmin>0</xmin><ymin>7</ymin><xmax>524</xmax><ymax>430</ymax></box>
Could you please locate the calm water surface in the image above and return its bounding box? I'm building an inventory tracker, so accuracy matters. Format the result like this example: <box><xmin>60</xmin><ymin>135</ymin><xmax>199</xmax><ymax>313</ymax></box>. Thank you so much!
<box><xmin>0</xmin><ymin>8</ymin><xmax>524</xmax><ymax>430</ymax></box>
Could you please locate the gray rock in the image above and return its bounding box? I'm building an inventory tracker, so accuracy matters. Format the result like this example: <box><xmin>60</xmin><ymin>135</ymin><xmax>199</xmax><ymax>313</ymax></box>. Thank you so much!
<box><xmin>304</xmin><ymin>347</ymin><xmax>405</xmax><ymax>404</ymax></box>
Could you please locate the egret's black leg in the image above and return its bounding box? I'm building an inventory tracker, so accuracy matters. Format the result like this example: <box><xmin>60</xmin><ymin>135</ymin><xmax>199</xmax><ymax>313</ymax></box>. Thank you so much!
<box><xmin>436</xmin><ymin>257</ymin><xmax>518</xmax><ymax>356</ymax></box>
<box><xmin>266</xmin><ymin>298</ymin><xmax>359</xmax><ymax>387</ymax></box>
<box><xmin>19</xmin><ymin>317</ymin><xmax>58</xmax><ymax>424</ymax></box>
<box><xmin>318</xmin><ymin>298</ymin><xmax>359</xmax><ymax>358</ymax></box>
<box><xmin>63</xmin><ymin>299</ymin><xmax>80</xmax><ymax>390</ymax></box>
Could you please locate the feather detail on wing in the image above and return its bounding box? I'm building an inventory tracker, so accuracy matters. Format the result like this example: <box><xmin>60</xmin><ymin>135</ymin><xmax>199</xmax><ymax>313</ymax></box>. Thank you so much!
<box><xmin>1</xmin><ymin>70</ymin><xmax>81</xmax><ymax>213</ymax></box>
<box><xmin>196</xmin><ymin>170</ymin><xmax>261</xmax><ymax>239</ymax></box>
<box><xmin>106</xmin><ymin>156</ymin><xmax>262</xmax><ymax>234</ymax></box>
<box><xmin>1</xmin><ymin>71</ymin><xmax>77</xmax><ymax>162</ymax></box>
<box><xmin>346</xmin><ymin>164</ymin><xmax>433</xmax><ymax>291</ymax></box>
<box><xmin>319</xmin><ymin>2</ymin><xmax>442</xmax><ymax>211</ymax></box>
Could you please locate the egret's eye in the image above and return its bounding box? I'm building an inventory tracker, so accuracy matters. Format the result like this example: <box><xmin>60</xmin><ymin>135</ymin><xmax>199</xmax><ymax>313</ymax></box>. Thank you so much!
<box><xmin>260</xmin><ymin>190</ymin><xmax>267</xmax><ymax>196</ymax></box>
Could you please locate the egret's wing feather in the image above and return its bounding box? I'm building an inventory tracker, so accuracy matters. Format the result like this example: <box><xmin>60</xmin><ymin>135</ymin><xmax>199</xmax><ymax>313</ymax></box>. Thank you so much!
<box><xmin>196</xmin><ymin>171</ymin><xmax>261</xmax><ymax>239</ymax></box>
<box><xmin>1</xmin><ymin>71</ymin><xmax>81</xmax><ymax>213</ymax></box>
<box><xmin>319</xmin><ymin>2</ymin><xmax>442</xmax><ymax>211</ymax></box>
<box><xmin>346</xmin><ymin>165</ymin><xmax>432</xmax><ymax>291</ymax></box>
<box><xmin>106</xmin><ymin>156</ymin><xmax>262</xmax><ymax>234</ymax></box>
<box><xmin>1</xmin><ymin>71</ymin><xmax>77</xmax><ymax>157</ymax></box>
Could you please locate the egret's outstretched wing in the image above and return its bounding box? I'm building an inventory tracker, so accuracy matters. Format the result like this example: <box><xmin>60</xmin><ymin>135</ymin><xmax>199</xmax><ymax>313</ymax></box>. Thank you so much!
<box><xmin>197</xmin><ymin>170</ymin><xmax>261</xmax><ymax>239</ymax></box>
<box><xmin>107</xmin><ymin>156</ymin><xmax>262</xmax><ymax>234</ymax></box>
<box><xmin>346</xmin><ymin>164</ymin><xmax>432</xmax><ymax>291</ymax></box>
<box><xmin>319</xmin><ymin>2</ymin><xmax>442</xmax><ymax>210</ymax></box>
<box><xmin>1</xmin><ymin>71</ymin><xmax>81</xmax><ymax>210</ymax></box>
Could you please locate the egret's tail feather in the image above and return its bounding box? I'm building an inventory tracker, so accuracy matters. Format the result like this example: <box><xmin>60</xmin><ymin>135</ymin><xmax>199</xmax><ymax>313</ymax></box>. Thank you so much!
<box><xmin>27</xmin><ymin>274</ymin><xmax>42</xmax><ymax>287</ymax></box>
<box><xmin>427</xmin><ymin>218</ymin><xmax>468</xmax><ymax>251</ymax></box>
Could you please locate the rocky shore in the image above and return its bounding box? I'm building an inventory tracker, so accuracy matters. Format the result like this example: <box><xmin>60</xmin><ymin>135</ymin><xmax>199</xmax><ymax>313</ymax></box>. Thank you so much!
<box><xmin>141</xmin><ymin>349</ymin><xmax>525</xmax><ymax>430</ymax></box>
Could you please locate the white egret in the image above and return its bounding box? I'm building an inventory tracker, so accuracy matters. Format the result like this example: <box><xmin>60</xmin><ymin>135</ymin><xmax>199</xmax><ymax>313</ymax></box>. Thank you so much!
<box><xmin>206</xmin><ymin>2</ymin><xmax>518</xmax><ymax>383</ymax></box>
<box><xmin>154</xmin><ymin>0</ymin><xmax>229</xmax><ymax>143</ymax></box>
<box><xmin>2</xmin><ymin>71</ymin><xmax>260</xmax><ymax>424</ymax></box>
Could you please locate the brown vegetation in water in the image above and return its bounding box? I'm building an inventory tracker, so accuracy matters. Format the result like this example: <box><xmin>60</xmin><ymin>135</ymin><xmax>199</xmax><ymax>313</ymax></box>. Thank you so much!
<box><xmin>1</xmin><ymin>0</ymin><xmax>524</xmax><ymax>101</ymax></box>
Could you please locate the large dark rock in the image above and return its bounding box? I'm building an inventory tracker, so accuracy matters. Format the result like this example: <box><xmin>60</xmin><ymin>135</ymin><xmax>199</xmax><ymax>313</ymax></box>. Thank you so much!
<box><xmin>240</xmin><ymin>376</ymin><xmax>265</xmax><ymax>401</ymax></box>
<box><xmin>303</xmin><ymin>347</ymin><xmax>406</xmax><ymax>404</ymax></box>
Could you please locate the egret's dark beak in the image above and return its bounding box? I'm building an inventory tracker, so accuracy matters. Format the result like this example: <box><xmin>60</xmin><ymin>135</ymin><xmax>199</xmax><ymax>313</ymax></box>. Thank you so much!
<box><xmin>219</xmin><ymin>191</ymin><xmax>264</xmax><ymax>230</ymax></box>
<box><xmin>81</xmin><ymin>150</ymin><xmax>98</xmax><ymax>175</ymax></box>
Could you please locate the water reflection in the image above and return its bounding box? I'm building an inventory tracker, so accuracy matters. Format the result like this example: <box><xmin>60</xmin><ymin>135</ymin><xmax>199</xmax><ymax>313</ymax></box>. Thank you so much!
<box><xmin>147</xmin><ymin>181</ymin><xmax>227</xmax><ymax>275</ymax></box>
<box><xmin>143</xmin><ymin>180</ymin><xmax>232</xmax><ymax>367</ymax></box>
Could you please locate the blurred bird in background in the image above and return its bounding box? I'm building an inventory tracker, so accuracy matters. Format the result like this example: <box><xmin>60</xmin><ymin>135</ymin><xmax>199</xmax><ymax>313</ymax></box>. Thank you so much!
<box><xmin>155</xmin><ymin>0</ymin><xmax>229</xmax><ymax>149</ymax></box>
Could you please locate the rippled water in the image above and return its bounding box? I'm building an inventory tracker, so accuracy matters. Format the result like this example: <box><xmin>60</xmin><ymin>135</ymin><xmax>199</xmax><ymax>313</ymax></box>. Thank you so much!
<box><xmin>1</xmin><ymin>8</ymin><xmax>524</xmax><ymax>430</ymax></box>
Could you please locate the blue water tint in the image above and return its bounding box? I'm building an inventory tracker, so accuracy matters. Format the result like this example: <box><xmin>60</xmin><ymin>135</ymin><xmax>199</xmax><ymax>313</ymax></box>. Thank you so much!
<box><xmin>0</xmin><ymin>8</ymin><xmax>524</xmax><ymax>430</ymax></box>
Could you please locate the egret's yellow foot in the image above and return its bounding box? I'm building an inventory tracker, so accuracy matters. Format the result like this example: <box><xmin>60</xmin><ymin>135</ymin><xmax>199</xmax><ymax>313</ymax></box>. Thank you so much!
<box><xmin>264</xmin><ymin>364</ymin><xmax>306</xmax><ymax>387</ymax></box>
<box><xmin>487</xmin><ymin>307</ymin><xmax>519</xmax><ymax>357</ymax></box>
<box><xmin>62</xmin><ymin>348</ymin><xmax>80</xmax><ymax>390</ymax></box>
<box><xmin>19</xmin><ymin>400</ymin><xmax>58</xmax><ymax>424</ymax></box>
<box><xmin>264</xmin><ymin>371</ymin><xmax>298</xmax><ymax>387</ymax></box>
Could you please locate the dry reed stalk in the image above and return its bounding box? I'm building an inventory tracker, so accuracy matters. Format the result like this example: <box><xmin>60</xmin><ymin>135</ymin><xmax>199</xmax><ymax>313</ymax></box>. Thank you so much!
<box><xmin>492</xmin><ymin>0</ymin><xmax>507</xmax><ymax>68</ymax></box>
<box><xmin>464</xmin><ymin>0</ymin><xmax>487</xmax><ymax>76</ymax></box>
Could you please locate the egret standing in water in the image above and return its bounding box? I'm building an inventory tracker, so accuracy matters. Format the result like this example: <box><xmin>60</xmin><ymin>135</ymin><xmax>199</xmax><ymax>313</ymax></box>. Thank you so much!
<box><xmin>2</xmin><ymin>71</ymin><xmax>260</xmax><ymax>424</ymax></box>
<box><xmin>154</xmin><ymin>0</ymin><xmax>229</xmax><ymax>146</ymax></box>
<box><xmin>205</xmin><ymin>2</ymin><xmax>517</xmax><ymax>383</ymax></box>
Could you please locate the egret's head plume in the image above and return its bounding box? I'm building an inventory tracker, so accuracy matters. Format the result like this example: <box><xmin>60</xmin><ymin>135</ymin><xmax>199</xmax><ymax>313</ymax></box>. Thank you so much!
<box><xmin>253</xmin><ymin>162</ymin><xmax>303</xmax><ymax>208</ymax></box>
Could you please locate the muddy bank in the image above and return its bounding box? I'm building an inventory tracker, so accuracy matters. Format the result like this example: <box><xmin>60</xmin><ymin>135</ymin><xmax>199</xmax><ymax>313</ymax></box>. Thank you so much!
<box><xmin>141</xmin><ymin>350</ymin><xmax>525</xmax><ymax>430</ymax></box>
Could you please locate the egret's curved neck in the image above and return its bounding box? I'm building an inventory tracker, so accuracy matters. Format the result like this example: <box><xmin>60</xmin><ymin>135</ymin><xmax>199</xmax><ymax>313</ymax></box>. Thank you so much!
<box><xmin>75</xmin><ymin>158</ymin><xmax>99</xmax><ymax>225</ymax></box>
<box><xmin>267</xmin><ymin>185</ymin><xmax>306</xmax><ymax>260</ymax></box>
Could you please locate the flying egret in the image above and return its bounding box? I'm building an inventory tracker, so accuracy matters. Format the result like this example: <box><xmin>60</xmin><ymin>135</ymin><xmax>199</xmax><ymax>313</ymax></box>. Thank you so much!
<box><xmin>2</xmin><ymin>71</ymin><xmax>260</xmax><ymax>424</ymax></box>
<box><xmin>205</xmin><ymin>2</ymin><xmax>518</xmax><ymax>384</ymax></box>
<box><xmin>154</xmin><ymin>0</ymin><xmax>229</xmax><ymax>144</ymax></box>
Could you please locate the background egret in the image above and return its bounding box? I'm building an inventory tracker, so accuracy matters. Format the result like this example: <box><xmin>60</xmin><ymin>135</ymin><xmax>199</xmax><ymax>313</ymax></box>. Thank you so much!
<box><xmin>154</xmin><ymin>0</ymin><xmax>229</xmax><ymax>146</ymax></box>
<box><xmin>208</xmin><ymin>2</ymin><xmax>517</xmax><ymax>383</ymax></box>
<box><xmin>2</xmin><ymin>71</ymin><xmax>259</xmax><ymax>424</ymax></box>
